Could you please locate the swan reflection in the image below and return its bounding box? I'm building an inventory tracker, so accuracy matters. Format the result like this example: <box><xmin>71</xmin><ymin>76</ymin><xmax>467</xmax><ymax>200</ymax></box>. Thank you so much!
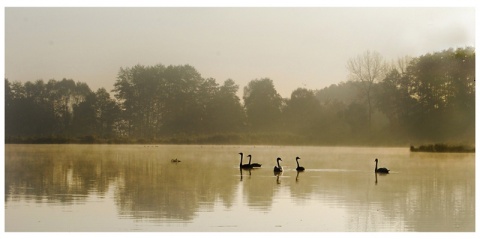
<box><xmin>375</xmin><ymin>171</ymin><xmax>389</xmax><ymax>185</ymax></box>
<box><xmin>240</xmin><ymin>168</ymin><xmax>252</xmax><ymax>181</ymax></box>
<box><xmin>274</xmin><ymin>171</ymin><xmax>282</xmax><ymax>184</ymax></box>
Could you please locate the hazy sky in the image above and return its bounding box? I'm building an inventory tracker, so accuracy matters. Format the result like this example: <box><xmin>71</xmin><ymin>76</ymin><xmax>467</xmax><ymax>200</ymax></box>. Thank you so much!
<box><xmin>4</xmin><ymin>7</ymin><xmax>475</xmax><ymax>97</ymax></box>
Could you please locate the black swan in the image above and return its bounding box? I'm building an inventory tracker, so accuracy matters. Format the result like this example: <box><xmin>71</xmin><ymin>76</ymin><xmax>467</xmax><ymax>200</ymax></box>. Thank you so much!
<box><xmin>374</xmin><ymin>158</ymin><xmax>390</xmax><ymax>174</ymax></box>
<box><xmin>171</xmin><ymin>158</ymin><xmax>181</xmax><ymax>163</ymax></box>
<box><xmin>247</xmin><ymin>155</ymin><xmax>262</xmax><ymax>168</ymax></box>
<box><xmin>274</xmin><ymin>157</ymin><xmax>283</xmax><ymax>172</ymax></box>
<box><xmin>295</xmin><ymin>156</ymin><xmax>305</xmax><ymax>171</ymax></box>
<box><xmin>239</xmin><ymin>153</ymin><xmax>253</xmax><ymax>169</ymax></box>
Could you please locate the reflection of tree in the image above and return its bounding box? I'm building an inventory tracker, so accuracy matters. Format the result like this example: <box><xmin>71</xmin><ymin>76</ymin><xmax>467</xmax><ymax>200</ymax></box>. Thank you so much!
<box><xmin>115</xmin><ymin>156</ymin><xmax>198</xmax><ymax>221</ymax></box>
<box><xmin>271</xmin><ymin>154</ymin><xmax>474</xmax><ymax>232</ymax></box>
<box><xmin>394</xmin><ymin>156</ymin><xmax>475</xmax><ymax>231</ymax></box>
<box><xmin>5</xmin><ymin>154</ymin><xmax>55</xmax><ymax>201</ymax></box>
<box><xmin>331</xmin><ymin>156</ymin><xmax>475</xmax><ymax>231</ymax></box>
<box><xmin>239</xmin><ymin>170</ymin><xmax>277</xmax><ymax>211</ymax></box>
<box><xmin>114</xmin><ymin>149</ymin><xmax>238</xmax><ymax>221</ymax></box>
<box><xmin>5</xmin><ymin>145</ymin><xmax>119</xmax><ymax>204</ymax></box>
<box><xmin>6</xmin><ymin>145</ymin><xmax>241</xmax><ymax>222</ymax></box>
<box><xmin>5</xmin><ymin>145</ymin><xmax>474</xmax><ymax>231</ymax></box>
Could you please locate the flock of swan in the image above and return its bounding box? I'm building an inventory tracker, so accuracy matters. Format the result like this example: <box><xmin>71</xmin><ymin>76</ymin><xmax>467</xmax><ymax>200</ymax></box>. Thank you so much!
<box><xmin>239</xmin><ymin>152</ymin><xmax>390</xmax><ymax>174</ymax></box>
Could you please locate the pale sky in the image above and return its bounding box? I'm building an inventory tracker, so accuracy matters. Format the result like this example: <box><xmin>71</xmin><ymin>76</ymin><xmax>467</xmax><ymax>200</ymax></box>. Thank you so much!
<box><xmin>4</xmin><ymin>6</ymin><xmax>476</xmax><ymax>98</ymax></box>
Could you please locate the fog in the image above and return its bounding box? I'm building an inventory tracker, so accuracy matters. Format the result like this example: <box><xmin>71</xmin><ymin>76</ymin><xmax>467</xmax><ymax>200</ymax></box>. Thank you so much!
<box><xmin>4</xmin><ymin>7</ymin><xmax>475</xmax><ymax>97</ymax></box>
<box><xmin>5</xmin><ymin>47</ymin><xmax>475</xmax><ymax>146</ymax></box>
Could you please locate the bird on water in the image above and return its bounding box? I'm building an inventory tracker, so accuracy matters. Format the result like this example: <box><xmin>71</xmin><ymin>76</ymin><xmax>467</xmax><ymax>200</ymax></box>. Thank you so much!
<box><xmin>239</xmin><ymin>153</ymin><xmax>253</xmax><ymax>169</ymax></box>
<box><xmin>247</xmin><ymin>154</ymin><xmax>262</xmax><ymax>168</ymax></box>
<box><xmin>374</xmin><ymin>158</ymin><xmax>390</xmax><ymax>174</ymax></box>
<box><xmin>274</xmin><ymin>157</ymin><xmax>283</xmax><ymax>172</ymax></box>
<box><xmin>295</xmin><ymin>156</ymin><xmax>305</xmax><ymax>171</ymax></box>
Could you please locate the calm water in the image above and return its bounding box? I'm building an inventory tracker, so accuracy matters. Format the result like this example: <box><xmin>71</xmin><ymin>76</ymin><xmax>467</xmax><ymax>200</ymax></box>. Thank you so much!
<box><xmin>4</xmin><ymin>144</ymin><xmax>475</xmax><ymax>232</ymax></box>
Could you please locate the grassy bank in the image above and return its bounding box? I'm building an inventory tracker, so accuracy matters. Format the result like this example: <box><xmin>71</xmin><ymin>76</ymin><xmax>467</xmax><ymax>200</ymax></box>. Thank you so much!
<box><xmin>6</xmin><ymin>134</ymin><xmax>475</xmax><ymax>150</ymax></box>
<box><xmin>5</xmin><ymin>132</ymin><xmax>401</xmax><ymax>146</ymax></box>
<box><xmin>410</xmin><ymin>144</ymin><xmax>475</xmax><ymax>153</ymax></box>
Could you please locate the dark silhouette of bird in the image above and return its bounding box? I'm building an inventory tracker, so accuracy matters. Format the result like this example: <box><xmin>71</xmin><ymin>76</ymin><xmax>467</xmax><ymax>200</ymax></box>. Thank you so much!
<box><xmin>274</xmin><ymin>157</ymin><xmax>283</xmax><ymax>172</ymax></box>
<box><xmin>374</xmin><ymin>158</ymin><xmax>390</xmax><ymax>174</ymax></box>
<box><xmin>295</xmin><ymin>156</ymin><xmax>305</xmax><ymax>171</ymax></box>
<box><xmin>247</xmin><ymin>154</ymin><xmax>262</xmax><ymax>168</ymax></box>
<box><xmin>239</xmin><ymin>153</ymin><xmax>253</xmax><ymax>169</ymax></box>
<box><xmin>171</xmin><ymin>158</ymin><xmax>181</xmax><ymax>163</ymax></box>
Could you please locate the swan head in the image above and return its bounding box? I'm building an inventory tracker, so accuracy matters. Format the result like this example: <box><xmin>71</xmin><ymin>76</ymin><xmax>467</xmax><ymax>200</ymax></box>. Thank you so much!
<box><xmin>277</xmin><ymin>157</ymin><xmax>282</xmax><ymax>161</ymax></box>
<box><xmin>247</xmin><ymin>154</ymin><xmax>251</xmax><ymax>157</ymax></box>
<box><xmin>296</xmin><ymin>156</ymin><xmax>301</xmax><ymax>160</ymax></box>
<box><xmin>375</xmin><ymin>158</ymin><xmax>378</xmax><ymax>162</ymax></box>
<box><xmin>239</xmin><ymin>152</ymin><xmax>243</xmax><ymax>156</ymax></box>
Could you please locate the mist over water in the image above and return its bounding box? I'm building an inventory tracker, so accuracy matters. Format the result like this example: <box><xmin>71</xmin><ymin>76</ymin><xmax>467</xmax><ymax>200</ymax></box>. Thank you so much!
<box><xmin>4</xmin><ymin>8</ymin><xmax>475</xmax><ymax>234</ymax></box>
<box><xmin>5</xmin><ymin>144</ymin><xmax>474</xmax><ymax>232</ymax></box>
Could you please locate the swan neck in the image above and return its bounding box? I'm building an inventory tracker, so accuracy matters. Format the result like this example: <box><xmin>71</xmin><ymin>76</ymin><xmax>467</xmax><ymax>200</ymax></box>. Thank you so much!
<box><xmin>296</xmin><ymin>158</ymin><xmax>300</xmax><ymax>167</ymax></box>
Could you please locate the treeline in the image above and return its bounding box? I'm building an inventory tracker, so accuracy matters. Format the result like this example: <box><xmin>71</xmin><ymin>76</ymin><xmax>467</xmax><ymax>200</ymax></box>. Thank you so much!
<box><xmin>5</xmin><ymin>47</ymin><xmax>475</xmax><ymax>146</ymax></box>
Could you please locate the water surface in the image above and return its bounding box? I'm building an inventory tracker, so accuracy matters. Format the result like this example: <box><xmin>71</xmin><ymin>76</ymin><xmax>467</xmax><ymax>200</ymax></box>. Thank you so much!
<box><xmin>4</xmin><ymin>144</ymin><xmax>475</xmax><ymax>232</ymax></box>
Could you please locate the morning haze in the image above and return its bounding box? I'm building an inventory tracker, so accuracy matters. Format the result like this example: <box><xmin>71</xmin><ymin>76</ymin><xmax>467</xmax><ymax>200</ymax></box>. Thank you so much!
<box><xmin>4</xmin><ymin>7</ymin><xmax>476</xmax><ymax>233</ymax></box>
<box><xmin>5</xmin><ymin>8</ymin><xmax>474</xmax><ymax>97</ymax></box>
<box><xmin>4</xmin><ymin>7</ymin><xmax>475</xmax><ymax>146</ymax></box>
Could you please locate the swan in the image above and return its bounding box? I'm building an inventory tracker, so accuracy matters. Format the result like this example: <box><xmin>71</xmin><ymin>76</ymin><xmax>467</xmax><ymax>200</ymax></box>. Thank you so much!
<box><xmin>295</xmin><ymin>156</ymin><xmax>305</xmax><ymax>171</ymax></box>
<box><xmin>239</xmin><ymin>153</ymin><xmax>253</xmax><ymax>169</ymax></box>
<box><xmin>274</xmin><ymin>157</ymin><xmax>283</xmax><ymax>172</ymax></box>
<box><xmin>247</xmin><ymin>155</ymin><xmax>262</xmax><ymax>168</ymax></box>
<box><xmin>374</xmin><ymin>158</ymin><xmax>389</xmax><ymax>174</ymax></box>
<box><xmin>171</xmin><ymin>158</ymin><xmax>181</xmax><ymax>163</ymax></box>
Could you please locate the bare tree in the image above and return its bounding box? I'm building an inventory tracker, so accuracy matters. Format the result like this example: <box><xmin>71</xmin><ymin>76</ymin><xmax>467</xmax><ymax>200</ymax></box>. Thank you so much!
<box><xmin>395</xmin><ymin>55</ymin><xmax>412</xmax><ymax>74</ymax></box>
<box><xmin>346</xmin><ymin>50</ymin><xmax>387</xmax><ymax>130</ymax></box>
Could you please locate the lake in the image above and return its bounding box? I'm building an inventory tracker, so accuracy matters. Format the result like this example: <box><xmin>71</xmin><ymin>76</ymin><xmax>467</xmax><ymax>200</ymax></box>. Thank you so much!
<box><xmin>4</xmin><ymin>144</ymin><xmax>475</xmax><ymax>232</ymax></box>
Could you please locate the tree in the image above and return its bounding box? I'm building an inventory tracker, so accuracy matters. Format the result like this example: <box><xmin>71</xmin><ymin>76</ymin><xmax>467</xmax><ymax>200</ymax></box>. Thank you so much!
<box><xmin>343</xmin><ymin>101</ymin><xmax>368</xmax><ymax>134</ymax></box>
<box><xmin>113</xmin><ymin>64</ymin><xmax>220</xmax><ymax>138</ymax></box>
<box><xmin>282</xmin><ymin>88</ymin><xmax>322</xmax><ymax>136</ymax></box>
<box><xmin>5</xmin><ymin>78</ymin><xmax>92</xmax><ymax>139</ymax></box>
<box><xmin>70</xmin><ymin>92</ymin><xmax>97</xmax><ymax>137</ymax></box>
<box><xmin>204</xmin><ymin>79</ymin><xmax>246</xmax><ymax>133</ymax></box>
<box><xmin>94</xmin><ymin>88</ymin><xmax>121</xmax><ymax>138</ymax></box>
<box><xmin>114</xmin><ymin>64</ymin><xmax>166</xmax><ymax>139</ymax></box>
<box><xmin>375</xmin><ymin>69</ymin><xmax>415</xmax><ymax>135</ymax></box>
<box><xmin>404</xmin><ymin>47</ymin><xmax>475</xmax><ymax>142</ymax></box>
<box><xmin>51</xmin><ymin>79</ymin><xmax>77</xmax><ymax>134</ymax></box>
<box><xmin>243</xmin><ymin>78</ymin><xmax>283</xmax><ymax>131</ymax></box>
<box><xmin>159</xmin><ymin>64</ymin><xmax>206</xmax><ymax>135</ymax></box>
<box><xmin>346</xmin><ymin>50</ymin><xmax>388</xmax><ymax>130</ymax></box>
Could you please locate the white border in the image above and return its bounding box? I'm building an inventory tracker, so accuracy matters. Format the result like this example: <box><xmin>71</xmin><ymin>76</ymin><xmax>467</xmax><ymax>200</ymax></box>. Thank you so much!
<box><xmin>1</xmin><ymin>1</ymin><xmax>479</xmax><ymax>239</ymax></box>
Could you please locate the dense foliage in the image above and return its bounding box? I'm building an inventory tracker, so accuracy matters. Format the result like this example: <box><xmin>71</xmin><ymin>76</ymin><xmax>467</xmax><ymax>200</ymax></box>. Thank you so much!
<box><xmin>5</xmin><ymin>47</ymin><xmax>475</xmax><ymax>146</ymax></box>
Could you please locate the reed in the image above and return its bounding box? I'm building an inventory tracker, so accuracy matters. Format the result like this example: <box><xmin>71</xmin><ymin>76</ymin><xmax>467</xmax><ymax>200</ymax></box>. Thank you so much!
<box><xmin>410</xmin><ymin>144</ymin><xmax>475</xmax><ymax>153</ymax></box>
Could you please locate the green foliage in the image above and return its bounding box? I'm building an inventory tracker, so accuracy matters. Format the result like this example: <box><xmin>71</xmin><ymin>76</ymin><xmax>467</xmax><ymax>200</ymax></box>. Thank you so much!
<box><xmin>5</xmin><ymin>78</ymin><xmax>121</xmax><ymax>140</ymax></box>
<box><xmin>376</xmin><ymin>47</ymin><xmax>475</xmax><ymax>143</ymax></box>
<box><xmin>112</xmin><ymin>64</ymin><xmax>246</xmax><ymax>138</ymax></box>
<box><xmin>410</xmin><ymin>144</ymin><xmax>475</xmax><ymax>153</ymax></box>
<box><xmin>282</xmin><ymin>88</ymin><xmax>322</xmax><ymax>136</ymax></box>
<box><xmin>5</xmin><ymin>47</ymin><xmax>475</xmax><ymax>146</ymax></box>
<box><xmin>243</xmin><ymin>78</ymin><xmax>283</xmax><ymax>131</ymax></box>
